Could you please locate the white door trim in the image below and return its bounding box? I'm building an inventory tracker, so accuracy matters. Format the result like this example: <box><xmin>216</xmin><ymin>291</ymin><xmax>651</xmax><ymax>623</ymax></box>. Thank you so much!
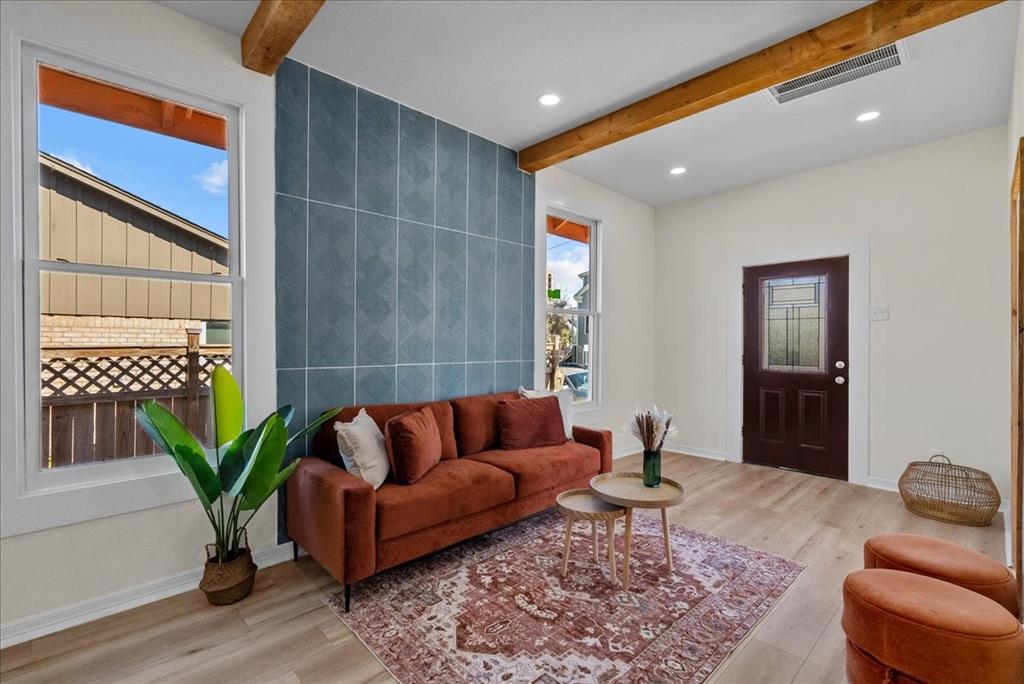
<box><xmin>726</xmin><ymin>238</ymin><xmax>870</xmax><ymax>485</ymax></box>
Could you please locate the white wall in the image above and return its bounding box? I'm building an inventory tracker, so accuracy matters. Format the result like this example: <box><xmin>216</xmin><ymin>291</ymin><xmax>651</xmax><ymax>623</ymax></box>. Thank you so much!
<box><xmin>0</xmin><ymin>0</ymin><xmax>278</xmax><ymax>635</ymax></box>
<box><xmin>653</xmin><ymin>126</ymin><xmax>1010</xmax><ymax>494</ymax></box>
<box><xmin>1010</xmin><ymin>3</ymin><xmax>1023</xmax><ymax>176</ymax></box>
<box><xmin>535</xmin><ymin>168</ymin><xmax>656</xmax><ymax>456</ymax></box>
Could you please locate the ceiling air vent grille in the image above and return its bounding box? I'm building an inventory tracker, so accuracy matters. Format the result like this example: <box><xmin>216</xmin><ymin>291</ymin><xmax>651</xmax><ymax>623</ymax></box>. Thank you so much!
<box><xmin>764</xmin><ymin>42</ymin><xmax>906</xmax><ymax>105</ymax></box>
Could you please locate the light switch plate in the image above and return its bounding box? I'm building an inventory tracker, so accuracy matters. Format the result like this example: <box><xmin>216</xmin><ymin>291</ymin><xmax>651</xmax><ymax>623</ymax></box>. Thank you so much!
<box><xmin>870</xmin><ymin>305</ymin><xmax>890</xmax><ymax>321</ymax></box>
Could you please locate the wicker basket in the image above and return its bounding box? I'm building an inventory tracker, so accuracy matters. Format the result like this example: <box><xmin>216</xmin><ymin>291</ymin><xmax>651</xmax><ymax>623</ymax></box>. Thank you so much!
<box><xmin>199</xmin><ymin>535</ymin><xmax>257</xmax><ymax>605</ymax></box>
<box><xmin>897</xmin><ymin>455</ymin><xmax>1000</xmax><ymax>526</ymax></box>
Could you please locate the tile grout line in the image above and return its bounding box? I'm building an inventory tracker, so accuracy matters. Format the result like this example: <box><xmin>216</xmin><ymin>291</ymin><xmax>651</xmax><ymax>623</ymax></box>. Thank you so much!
<box><xmin>493</xmin><ymin>143</ymin><xmax>497</xmax><ymax>392</ymax></box>
<box><xmin>464</xmin><ymin>130</ymin><xmax>469</xmax><ymax>398</ymax></box>
<box><xmin>304</xmin><ymin>65</ymin><xmax>310</xmax><ymax>426</ymax></box>
<box><xmin>395</xmin><ymin>104</ymin><xmax>401</xmax><ymax>403</ymax></box>
<box><xmin>432</xmin><ymin>116</ymin><xmax>437</xmax><ymax>401</ymax></box>
<box><xmin>353</xmin><ymin>87</ymin><xmax>359</xmax><ymax>406</ymax></box>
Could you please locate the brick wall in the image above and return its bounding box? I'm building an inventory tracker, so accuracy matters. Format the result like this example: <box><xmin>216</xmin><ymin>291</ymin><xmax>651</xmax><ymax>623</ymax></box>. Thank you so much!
<box><xmin>41</xmin><ymin>314</ymin><xmax>201</xmax><ymax>354</ymax></box>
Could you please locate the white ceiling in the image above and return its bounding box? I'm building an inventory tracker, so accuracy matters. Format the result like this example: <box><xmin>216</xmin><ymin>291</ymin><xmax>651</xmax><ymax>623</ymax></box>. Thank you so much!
<box><xmin>159</xmin><ymin>1</ymin><xmax>1019</xmax><ymax>206</ymax></box>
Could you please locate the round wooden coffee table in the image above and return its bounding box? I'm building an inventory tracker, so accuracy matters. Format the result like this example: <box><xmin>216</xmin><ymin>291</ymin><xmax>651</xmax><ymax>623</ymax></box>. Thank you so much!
<box><xmin>555</xmin><ymin>488</ymin><xmax>625</xmax><ymax>586</ymax></box>
<box><xmin>589</xmin><ymin>472</ymin><xmax>685</xmax><ymax>590</ymax></box>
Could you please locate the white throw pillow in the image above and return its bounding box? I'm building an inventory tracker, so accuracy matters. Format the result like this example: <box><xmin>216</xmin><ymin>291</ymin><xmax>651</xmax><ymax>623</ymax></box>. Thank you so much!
<box><xmin>519</xmin><ymin>387</ymin><xmax>573</xmax><ymax>440</ymax></box>
<box><xmin>334</xmin><ymin>409</ymin><xmax>389</xmax><ymax>489</ymax></box>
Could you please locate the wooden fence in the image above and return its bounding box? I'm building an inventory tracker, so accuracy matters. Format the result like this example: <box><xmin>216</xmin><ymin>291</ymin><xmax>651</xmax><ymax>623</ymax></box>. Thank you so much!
<box><xmin>40</xmin><ymin>331</ymin><xmax>230</xmax><ymax>468</ymax></box>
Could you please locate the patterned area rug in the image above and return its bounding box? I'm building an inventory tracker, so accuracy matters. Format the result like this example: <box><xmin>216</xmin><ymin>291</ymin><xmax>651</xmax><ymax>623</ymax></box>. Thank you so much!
<box><xmin>323</xmin><ymin>510</ymin><xmax>802</xmax><ymax>683</ymax></box>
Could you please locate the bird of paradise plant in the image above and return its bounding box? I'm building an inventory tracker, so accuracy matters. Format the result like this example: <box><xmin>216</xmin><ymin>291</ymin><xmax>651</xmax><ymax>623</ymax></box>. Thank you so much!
<box><xmin>136</xmin><ymin>367</ymin><xmax>339</xmax><ymax>562</ymax></box>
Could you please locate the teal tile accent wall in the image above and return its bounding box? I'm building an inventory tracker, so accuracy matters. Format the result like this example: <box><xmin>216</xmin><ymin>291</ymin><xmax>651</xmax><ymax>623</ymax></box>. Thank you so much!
<box><xmin>275</xmin><ymin>60</ymin><xmax>536</xmax><ymax>540</ymax></box>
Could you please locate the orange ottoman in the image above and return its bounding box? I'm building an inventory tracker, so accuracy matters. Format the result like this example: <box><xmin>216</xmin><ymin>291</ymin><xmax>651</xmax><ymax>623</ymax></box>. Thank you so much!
<box><xmin>864</xmin><ymin>533</ymin><xmax>1019</xmax><ymax>617</ymax></box>
<box><xmin>842</xmin><ymin>569</ymin><xmax>1024</xmax><ymax>684</ymax></box>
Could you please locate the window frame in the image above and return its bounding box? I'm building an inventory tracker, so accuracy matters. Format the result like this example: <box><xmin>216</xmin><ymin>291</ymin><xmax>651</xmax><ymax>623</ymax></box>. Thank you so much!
<box><xmin>4</xmin><ymin>42</ymin><xmax>243</xmax><ymax>534</ymax></box>
<box><xmin>544</xmin><ymin>207</ymin><xmax>600</xmax><ymax>410</ymax></box>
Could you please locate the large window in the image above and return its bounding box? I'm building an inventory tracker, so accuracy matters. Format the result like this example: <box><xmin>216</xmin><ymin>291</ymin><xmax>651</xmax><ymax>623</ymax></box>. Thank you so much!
<box><xmin>11</xmin><ymin>45</ymin><xmax>240</xmax><ymax>523</ymax></box>
<box><xmin>545</xmin><ymin>212</ymin><xmax>598</xmax><ymax>404</ymax></box>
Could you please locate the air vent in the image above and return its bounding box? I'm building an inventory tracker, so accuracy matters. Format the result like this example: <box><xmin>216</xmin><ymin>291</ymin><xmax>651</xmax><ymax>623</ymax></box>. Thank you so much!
<box><xmin>762</xmin><ymin>41</ymin><xmax>908</xmax><ymax>105</ymax></box>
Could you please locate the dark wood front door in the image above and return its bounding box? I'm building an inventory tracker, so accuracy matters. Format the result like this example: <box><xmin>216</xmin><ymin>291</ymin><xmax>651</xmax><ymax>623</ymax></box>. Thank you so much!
<box><xmin>743</xmin><ymin>257</ymin><xmax>849</xmax><ymax>480</ymax></box>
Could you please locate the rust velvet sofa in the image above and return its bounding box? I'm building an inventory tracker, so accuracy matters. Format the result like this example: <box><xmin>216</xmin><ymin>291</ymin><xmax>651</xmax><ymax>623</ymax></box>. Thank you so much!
<box><xmin>287</xmin><ymin>391</ymin><xmax>613</xmax><ymax>610</ymax></box>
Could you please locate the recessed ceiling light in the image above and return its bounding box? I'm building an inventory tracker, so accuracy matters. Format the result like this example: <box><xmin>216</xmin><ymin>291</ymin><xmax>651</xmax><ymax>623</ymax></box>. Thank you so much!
<box><xmin>669</xmin><ymin>166</ymin><xmax>686</xmax><ymax>175</ymax></box>
<box><xmin>538</xmin><ymin>93</ymin><xmax>561</xmax><ymax>106</ymax></box>
<box><xmin>856</xmin><ymin>111</ymin><xmax>880</xmax><ymax>122</ymax></box>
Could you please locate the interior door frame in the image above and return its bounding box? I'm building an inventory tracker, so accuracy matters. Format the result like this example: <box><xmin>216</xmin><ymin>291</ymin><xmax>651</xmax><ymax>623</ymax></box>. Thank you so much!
<box><xmin>1009</xmin><ymin>136</ymin><xmax>1022</xmax><ymax>615</ymax></box>
<box><xmin>726</xmin><ymin>238</ymin><xmax>870</xmax><ymax>485</ymax></box>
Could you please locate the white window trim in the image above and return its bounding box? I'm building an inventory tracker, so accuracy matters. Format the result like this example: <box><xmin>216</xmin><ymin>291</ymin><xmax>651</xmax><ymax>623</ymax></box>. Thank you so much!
<box><xmin>2</xmin><ymin>40</ymin><xmax>244</xmax><ymax>537</ymax></box>
<box><xmin>544</xmin><ymin>206</ymin><xmax>601</xmax><ymax>411</ymax></box>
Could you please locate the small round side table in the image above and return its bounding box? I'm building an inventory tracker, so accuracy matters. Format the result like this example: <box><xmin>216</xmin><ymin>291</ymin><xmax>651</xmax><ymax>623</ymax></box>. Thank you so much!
<box><xmin>555</xmin><ymin>488</ymin><xmax>626</xmax><ymax>586</ymax></box>
<box><xmin>589</xmin><ymin>472</ymin><xmax>685</xmax><ymax>590</ymax></box>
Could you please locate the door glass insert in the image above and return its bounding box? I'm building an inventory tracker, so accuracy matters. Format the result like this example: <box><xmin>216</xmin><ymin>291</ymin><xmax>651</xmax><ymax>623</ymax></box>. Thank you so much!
<box><xmin>761</xmin><ymin>275</ymin><xmax>827</xmax><ymax>373</ymax></box>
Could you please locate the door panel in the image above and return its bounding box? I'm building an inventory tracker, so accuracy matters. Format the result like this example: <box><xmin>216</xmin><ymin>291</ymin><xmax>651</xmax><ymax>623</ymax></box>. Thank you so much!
<box><xmin>743</xmin><ymin>257</ymin><xmax>848</xmax><ymax>479</ymax></box>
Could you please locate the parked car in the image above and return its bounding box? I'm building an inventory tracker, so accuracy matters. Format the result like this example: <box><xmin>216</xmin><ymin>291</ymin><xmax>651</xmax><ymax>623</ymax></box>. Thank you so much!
<box><xmin>560</xmin><ymin>367</ymin><xmax>589</xmax><ymax>400</ymax></box>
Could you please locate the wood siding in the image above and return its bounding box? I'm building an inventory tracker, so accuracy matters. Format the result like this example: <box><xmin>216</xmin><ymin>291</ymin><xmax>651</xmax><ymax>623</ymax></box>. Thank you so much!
<box><xmin>38</xmin><ymin>160</ymin><xmax>230</xmax><ymax>320</ymax></box>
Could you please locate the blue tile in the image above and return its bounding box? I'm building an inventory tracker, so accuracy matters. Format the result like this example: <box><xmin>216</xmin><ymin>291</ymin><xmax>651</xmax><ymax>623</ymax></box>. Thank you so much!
<box><xmin>467</xmin><ymin>362</ymin><xmax>495</xmax><ymax>396</ymax></box>
<box><xmin>522</xmin><ymin>246</ymin><xmax>535</xmax><ymax>361</ymax></box>
<box><xmin>307</xmin><ymin>367</ymin><xmax>354</xmax><ymax>418</ymax></box>
<box><xmin>397</xmin><ymin>364</ymin><xmax>433</xmax><ymax>403</ymax></box>
<box><xmin>275</xmin><ymin>59</ymin><xmax>308</xmax><ymax>197</ymax></box>
<box><xmin>435</xmin><ymin>121</ymin><xmax>467</xmax><ymax>231</ymax></box>
<box><xmin>466</xmin><ymin>235</ymin><xmax>495</xmax><ymax>361</ymax></box>
<box><xmin>495</xmin><ymin>361</ymin><xmax>520</xmax><ymax>392</ymax></box>
<box><xmin>356</xmin><ymin>90</ymin><xmax>399</xmax><ymax>215</ymax></box>
<box><xmin>467</xmin><ymin>134</ymin><xmax>496</xmax><ymax>237</ymax></box>
<box><xmin>520</xmin><ymin>360</ymin><xmax>535</xmax><ymax>390</ymax></box>
<box><xmin>399</xmin><ymin>107</ymin><xmax>435</xmax><ymax>224</ymax></box>
<box><xmin>433</xmin><ymin>363</ymin><xmax>466</xmax><ymax>400</ymax></box>
<box><xmin>356</xmin><ymin>212</ymin><xmax>397</xmax><ymax>366</ymax></box>
<box><xmin>308</xmin><ymin>69</ymin><xmax>356</xmax><ymax>207</ymax></box>
<box><xmin>433</xmin><ymin>228</ymin><xmax>466</xmax><ymax>363</ymax></box>
<box><xmin>275</xmin><ymin>194</ymin><xmax>306</xmax><ymax>368</ymax></box>
<box><xmin>277</xmin><ymin>369</ymin><xmax>307</xmax><ymax>445</ymax></box>
<box><xmin>397</xmin><ymin>221</ymin><xmax>434</xmax><ymax>364</ymax></box>
<box><xmin>495</xmin><ymin>241</ymin><xmax>522</xmax><ymax>361</ymax></box>
<box><xmin>522</xmin><ymin>174</ymin><xmax>536</xmax><ymax>246</ymax></box>
<box><xmin>307</xmin><ymin>203</ymin><xmax>355</xmax><ymax>367</ymax></box>
<box><xmin>496</xmin><ymin>146</ymin><xmax>523</xmax><ymax>243</ymax></box>
<box><xmin>356</xmin><ymin>366</ymin><xmax>396</xmax><ymax>405</ymax></box>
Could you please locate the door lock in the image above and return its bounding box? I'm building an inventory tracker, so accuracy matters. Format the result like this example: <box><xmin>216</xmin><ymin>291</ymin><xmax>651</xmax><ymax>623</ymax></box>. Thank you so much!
<box><xmin>835</xmin><ymin>376</ymin><xmax>846</xmax><ymax>385</ymax></box>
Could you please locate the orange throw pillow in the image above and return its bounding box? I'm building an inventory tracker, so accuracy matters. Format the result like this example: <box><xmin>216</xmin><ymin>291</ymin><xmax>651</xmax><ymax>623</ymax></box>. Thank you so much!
<box><xmin>385</xmin><ymin>406</ymin><xmax>443</xmax><ymax>484</ymax></box>
<box><xmin>496</xmin><ymin>396</ymin><xmax>566</xmax><ymax>450</ymax></box>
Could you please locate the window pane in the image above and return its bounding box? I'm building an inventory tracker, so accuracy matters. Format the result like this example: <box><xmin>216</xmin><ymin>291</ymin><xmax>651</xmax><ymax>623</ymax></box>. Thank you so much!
<box><xmin>545</xmin><ymin>215</ymin><xmax>591</xmax><ymax>310</ymax></box>
<box><xmin>37</xmin><ymin>64</ymin><xmax>230</xmax><ymax>272</ymax></box>
<box><xmin>760</xmin><ymin>275</ymin><xmax>827</xmax><ymax>373</ymax></box>
<box><xmin>545</xmin><ymin>312</ymin><xmax>592</xmax><ymax>403</ymax></box>
<box><xmin>40</xmin><ymin>272</ymin><xmax>231</xmax><ymax>469</ymax></box>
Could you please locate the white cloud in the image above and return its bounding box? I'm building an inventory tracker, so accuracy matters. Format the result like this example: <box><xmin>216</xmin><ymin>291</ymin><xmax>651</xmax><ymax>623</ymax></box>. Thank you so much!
<box><xmin>194</xmin><ymin>159</ymin><xmax>228</xmax><ymax>196</ymax></box>
<box><xmin>53</xmin><ymin>152</ymin><xmax>93</xmax><ymax>175</ymax></box>
<box><xmin>547</xmin><ymin>244</ymin><xmax>589</xmax><ymax>302</ymax></box>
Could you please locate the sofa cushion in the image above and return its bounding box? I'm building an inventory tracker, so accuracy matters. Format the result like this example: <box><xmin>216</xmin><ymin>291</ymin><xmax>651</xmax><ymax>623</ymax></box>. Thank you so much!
<box><xmin>451</xmin><ymin>392</ymin><xmax>520</xmax><ymax>455</ymax></box>
<box><xmin>497</xmin><ymin>396</ymin><xmax>565</xmax><ymax>450</ymax></box>
<box><xmin>466</xmin><ymin>442</ymin><xmax>601</xmax><ymax>498</ymax></box>
<box><xmin>385</xmin><ymin>406</ymin><xmax>443</xmax><ymax>484</ymax></box>
<box><xmin>317</xmin><ymin>401</ymin><xmax>457</xmax><ymax>464</ymax></box>
<box><xmin>375</xmin><ymin>459</ymin><xmax>516</xmax><ymax>541</ymax></box>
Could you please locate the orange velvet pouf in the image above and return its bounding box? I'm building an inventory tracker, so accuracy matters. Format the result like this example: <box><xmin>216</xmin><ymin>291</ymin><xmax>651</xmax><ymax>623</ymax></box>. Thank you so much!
<box><xmin>842</xmin><ymin>569</ymin><xmax>1024</xmax><ymax>684</ymax></box>
<box><xmin>864</xmin><ymin>533</ymin><xmax>1019</xmax><ymax>617</ymax></box>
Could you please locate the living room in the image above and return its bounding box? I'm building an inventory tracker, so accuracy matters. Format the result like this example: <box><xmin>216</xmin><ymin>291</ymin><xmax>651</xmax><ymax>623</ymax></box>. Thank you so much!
<box><xmin>1</xmin><ymin>1</ymin><xmax>1023</xmax><ymax>682</ymax></box>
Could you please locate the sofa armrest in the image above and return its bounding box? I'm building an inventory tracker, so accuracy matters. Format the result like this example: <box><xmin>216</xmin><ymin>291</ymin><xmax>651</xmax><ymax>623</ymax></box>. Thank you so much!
<box><xmin>287</xmin><ymin>458</ymin><xmax>376</xmax><ymax>585</ymax></box>
<box><xmin>573</xmin><ymin>426</ymin><xmax>613</xmax><ymax>473</ymax></box>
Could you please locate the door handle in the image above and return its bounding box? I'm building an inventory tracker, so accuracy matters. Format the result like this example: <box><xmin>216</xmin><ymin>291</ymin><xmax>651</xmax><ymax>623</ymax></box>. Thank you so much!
<box><xmin>835</xmin><ymin>361</ymin><xmax>846</xmax><ymax>369</ymax></box>
<box><xmin>835</xmin><ymin>376</ymin><xmax>846</xmax><ymax>385</ymax></box>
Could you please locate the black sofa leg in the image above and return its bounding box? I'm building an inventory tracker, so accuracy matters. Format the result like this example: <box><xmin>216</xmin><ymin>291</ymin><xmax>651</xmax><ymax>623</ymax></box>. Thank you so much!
<box><xmin>292</xmin><ymin>541</ymin><xmax>298</xmax><ymax>562</ymax></box>
<box><xmin>344</xmin><ymin>584</ymin><xmax>351</xmax><ymax>612</ymax></box>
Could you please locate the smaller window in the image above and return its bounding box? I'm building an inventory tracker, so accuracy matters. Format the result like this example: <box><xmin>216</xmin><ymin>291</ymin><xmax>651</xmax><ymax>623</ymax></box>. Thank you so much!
<box><xmin>545</xmin><ymin>213</ymin><xmax>597</xmax><ymax>404</ymax></box>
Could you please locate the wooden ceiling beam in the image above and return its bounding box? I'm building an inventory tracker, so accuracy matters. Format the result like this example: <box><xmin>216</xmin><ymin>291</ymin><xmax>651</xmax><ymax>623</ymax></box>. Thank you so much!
<box><xmin>518</xmin><ymin>0</ymin><xmax>1003</xmax><ymax>173</ymax></box>
<box><xmin>241</xmin><ymin>0</ymin><xmax>325</xmax><ymax>76</ymax></box>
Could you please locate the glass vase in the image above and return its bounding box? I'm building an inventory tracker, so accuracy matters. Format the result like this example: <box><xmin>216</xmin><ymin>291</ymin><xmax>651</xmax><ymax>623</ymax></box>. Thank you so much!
<box><xmin>643</xmin><ymin>449</ymin><xmax>661</xmax><ymax>487</ymax></box>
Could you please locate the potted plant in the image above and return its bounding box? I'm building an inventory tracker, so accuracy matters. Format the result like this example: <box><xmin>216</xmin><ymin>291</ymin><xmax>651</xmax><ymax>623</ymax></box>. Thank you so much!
<box><xmin>136</xmin><ymin>367</ymin><xmax>339</xmax><ymax>605</ymax></box>
<box><xmin>627</xmin><ymin>407</ymin><xmax>677</xmax><ymax>487</ymax></box>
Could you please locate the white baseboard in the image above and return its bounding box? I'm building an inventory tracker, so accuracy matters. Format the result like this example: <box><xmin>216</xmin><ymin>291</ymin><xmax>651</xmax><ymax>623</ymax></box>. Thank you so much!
<box><xmin>0</xmin><ymin>542</ymin><xmax>294</xmax><ymax>649</ymax></box>
<box><xmin>661</xmin><ymin>442</ymin><xmax>731</xmax><ymax>462</ymax></box>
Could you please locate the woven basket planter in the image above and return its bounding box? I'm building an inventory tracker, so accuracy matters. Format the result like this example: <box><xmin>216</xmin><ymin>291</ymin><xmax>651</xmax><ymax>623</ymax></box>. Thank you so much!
<box><xmin>898</xmin><ymin>455</ymin><xmax>1000</xmax><ymax>526</ymax></box>
<box><xmin>199</xmin><ymin>544</ymin><xmax>257</xmax><ymax>605</ymax></box>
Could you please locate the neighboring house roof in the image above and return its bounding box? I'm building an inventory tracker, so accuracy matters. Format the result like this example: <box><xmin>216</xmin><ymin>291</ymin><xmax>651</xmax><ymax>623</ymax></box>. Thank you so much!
<box><xmin>40</xmin><ymin>151</ymin><xmax>227</xmax><ymax>250</ymax></box>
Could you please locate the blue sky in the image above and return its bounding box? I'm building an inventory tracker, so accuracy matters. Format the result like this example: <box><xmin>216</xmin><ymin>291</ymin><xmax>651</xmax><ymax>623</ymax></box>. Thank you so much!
<box><xmin>546</xmin><ymin>233</ymin><xmax>589</xmax><ymax>305</ymax></box>
<box><xmin>38</xmin><ymin>104</ymin><xmax>229</xmax><ymax>237</ymax></box>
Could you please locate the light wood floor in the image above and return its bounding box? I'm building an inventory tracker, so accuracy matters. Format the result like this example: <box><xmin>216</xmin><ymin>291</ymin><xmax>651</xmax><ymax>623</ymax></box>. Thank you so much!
<box><xmin>0</xmin><ymin>452</ymin><xmax>1006</xmax><ymax>683</ymax></box>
